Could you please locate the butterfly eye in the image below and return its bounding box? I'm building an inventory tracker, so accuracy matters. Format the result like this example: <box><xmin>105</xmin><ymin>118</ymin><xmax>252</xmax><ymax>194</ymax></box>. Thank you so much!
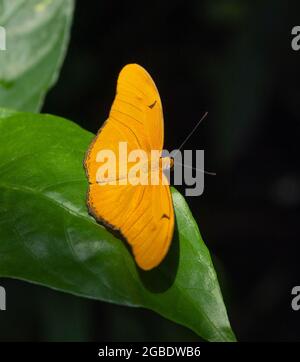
<box><xmin>148</xmin><ymin>100</ymin><xmax>157</xmax><ymax>109</ymax></box>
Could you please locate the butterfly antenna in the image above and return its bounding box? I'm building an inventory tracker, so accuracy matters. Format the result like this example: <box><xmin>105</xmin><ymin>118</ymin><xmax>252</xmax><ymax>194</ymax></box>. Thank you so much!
<box><xmin>171</xmin><ymin>112</ymin><xmax>214</xmax><ymax>175</ymax></box>
<box><xmin>173</xmin><ymin>161</ymin><xmax>216</xmax><ymax>176</ymax></box>
<box><xmin>174</xmin><ymin>111</ymin><xmax>208</xmax><ymax>155</ymax></box>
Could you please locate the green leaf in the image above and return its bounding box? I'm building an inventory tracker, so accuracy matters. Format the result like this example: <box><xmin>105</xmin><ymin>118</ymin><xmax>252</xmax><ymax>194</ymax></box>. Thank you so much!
<box><xmin>0</xmin><ymin>0</ymin><xmax>74</xmax><ymax>112</ymax></box>
<box><xmin>0</xmin><ymin>110</ymin><xmax>236</xmax><ymax>342</ymax></box>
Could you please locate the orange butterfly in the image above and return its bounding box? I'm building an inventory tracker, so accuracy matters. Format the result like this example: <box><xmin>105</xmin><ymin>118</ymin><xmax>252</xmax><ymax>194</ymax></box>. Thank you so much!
<box><xmin>84</xmin><ymin>64</ymin><xmax>174</xmax><ymax>270</ymax></box>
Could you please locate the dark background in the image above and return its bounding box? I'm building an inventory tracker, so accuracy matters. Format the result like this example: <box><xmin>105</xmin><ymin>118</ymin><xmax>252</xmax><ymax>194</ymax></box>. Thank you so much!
<box><xmin>1</xmin><ymin>0</ymin><xmax>300</xmax><ymax>341</ymax></box>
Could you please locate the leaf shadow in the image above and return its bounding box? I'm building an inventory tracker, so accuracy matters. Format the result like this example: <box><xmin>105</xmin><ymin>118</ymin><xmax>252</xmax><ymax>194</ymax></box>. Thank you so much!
<box><xmin>137</xmin><ymin>219</ymin><xmax>180</xmax><ymax>293</ymax></box>
<box><xmin>96</xmin><ymin>213</ymin><xmax>180</xmax><ymax>293</ymax></box>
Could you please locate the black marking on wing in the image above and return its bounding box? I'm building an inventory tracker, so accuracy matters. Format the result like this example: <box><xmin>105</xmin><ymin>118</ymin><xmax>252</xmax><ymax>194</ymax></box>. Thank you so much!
<box><xmin>148</xmin><ymin>100</ymin><xmax>157</xmax><ymax>109</ymax></box>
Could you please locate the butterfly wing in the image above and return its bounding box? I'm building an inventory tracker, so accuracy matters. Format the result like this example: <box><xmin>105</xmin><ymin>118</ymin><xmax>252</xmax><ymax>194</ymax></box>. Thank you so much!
<box><xmin>84</xmin><ymin>64</ymin><xmax>174</xmax><ymax>270</ymax></box>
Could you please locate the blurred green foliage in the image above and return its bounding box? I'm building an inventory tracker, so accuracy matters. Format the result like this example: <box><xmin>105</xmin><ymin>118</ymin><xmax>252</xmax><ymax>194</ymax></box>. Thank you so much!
<box><xmin>0</xmin><ymin>0</ymin><xmax>74</xmax><ymax>111</ymax></box>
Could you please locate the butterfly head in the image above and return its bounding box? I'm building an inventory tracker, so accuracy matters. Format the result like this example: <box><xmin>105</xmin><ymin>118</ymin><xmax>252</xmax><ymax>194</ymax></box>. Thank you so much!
<box><xmin>160</xmin><ymin>156</ymin><xmax>174</xmax><ymax>170</ymax></box>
